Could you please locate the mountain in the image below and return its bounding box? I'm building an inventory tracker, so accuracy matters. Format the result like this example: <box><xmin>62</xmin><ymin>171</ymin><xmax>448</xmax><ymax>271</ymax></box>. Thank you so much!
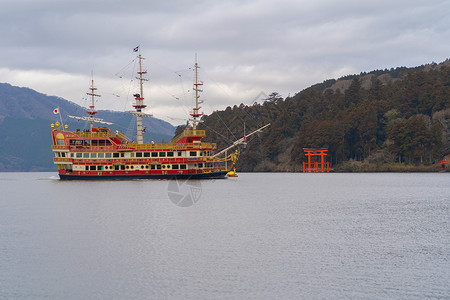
<box><xmin>2</xmin><ymin>59</ymin><xmax>449</xmax><ymax>172</ymax></box>
<box><xmin>197</xmin><ymin>60</ymin><xmax>450</xmax><ymax>172</ymax></box>
<box><xmin>0</xmin><ymin>83</ymin><xmax>175</xmax><ymax>171</ymax></box>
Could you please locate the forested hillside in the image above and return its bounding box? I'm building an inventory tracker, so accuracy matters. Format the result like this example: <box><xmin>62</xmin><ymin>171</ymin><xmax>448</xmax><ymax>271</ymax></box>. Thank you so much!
<box><xmin>198</xmin><ymin>60</ymin><xmax>450</xmax><ymax>171</ymax></box>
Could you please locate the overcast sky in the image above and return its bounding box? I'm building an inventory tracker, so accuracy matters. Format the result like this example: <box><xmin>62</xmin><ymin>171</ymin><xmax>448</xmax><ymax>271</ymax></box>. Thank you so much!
<box><xmin>1</xmin><ymin>0</ymin><xmax>449</xmax><ymax>125</ymax></box>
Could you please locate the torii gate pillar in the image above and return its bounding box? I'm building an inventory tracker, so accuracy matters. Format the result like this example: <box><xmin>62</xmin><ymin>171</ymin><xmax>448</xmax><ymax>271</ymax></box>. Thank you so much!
<box><xmin>303</xmin><ymin>148</ymin><xmax>329</xmax><ymax>173</ymax></box>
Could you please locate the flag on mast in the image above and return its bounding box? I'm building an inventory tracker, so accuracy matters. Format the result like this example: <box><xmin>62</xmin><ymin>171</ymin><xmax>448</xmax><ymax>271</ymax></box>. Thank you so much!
<box><xmin>133</xmin><ymin>46</ymin><xmax>139</xmax><ymax>52</ymax></box>
<box><xmin>53</xmin><ymin>107</ymin><xmax>59</xmax><ymax>114</ymax></box>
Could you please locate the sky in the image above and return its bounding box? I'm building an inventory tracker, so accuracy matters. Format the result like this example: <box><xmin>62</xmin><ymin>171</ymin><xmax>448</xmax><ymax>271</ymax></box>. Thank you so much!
<box><xmin>1</xmin><ymin>0</ymin><xmax>449</xmax><ymax>125</ymax></box>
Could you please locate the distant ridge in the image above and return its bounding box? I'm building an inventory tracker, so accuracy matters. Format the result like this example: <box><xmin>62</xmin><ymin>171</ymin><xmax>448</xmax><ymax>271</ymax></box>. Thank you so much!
<box><xmin>0</xmin><ymin>83</ymin><xmax>175</xmax><ymax>171</ymax></box>
<box><xmin>198</xmin><ymin>59</ymin><xmax>450</xmax><ymax>172</ymax></box>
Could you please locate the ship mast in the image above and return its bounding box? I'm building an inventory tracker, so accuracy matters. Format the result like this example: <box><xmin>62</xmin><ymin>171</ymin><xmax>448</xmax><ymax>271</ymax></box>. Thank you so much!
<box><xmin>67</xmin><ymin>75</ymin><xmax>113</xmax><ymax>127</ymax></box>
<box><xmin>190</xmin><ymin>54</ymin><xmax>203</xmax><ymax>130</ymax></box>
<box><xmin>132</xmin><ymin>50</ymin><xmax>152</xmax><ymax>144</ymax></box>
<box><xmin>86</xmin><ymin>76</ymin><xmax>100</xmax><ymax>130</ymax></box>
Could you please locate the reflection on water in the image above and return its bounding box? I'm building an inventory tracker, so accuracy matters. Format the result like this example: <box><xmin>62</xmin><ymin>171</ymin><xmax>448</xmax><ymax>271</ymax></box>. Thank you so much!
<box><xmin>1</xmin><ymin>172</ymin><xmax>449</xmax><ymax>299</ymax></box>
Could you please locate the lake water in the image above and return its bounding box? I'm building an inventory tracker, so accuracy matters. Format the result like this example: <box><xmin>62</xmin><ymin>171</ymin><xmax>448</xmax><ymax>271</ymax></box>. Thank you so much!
<box><xmin>0</xmin><ymin>172</ymin><xmax>449</xmax><ymax>299</ymax></box>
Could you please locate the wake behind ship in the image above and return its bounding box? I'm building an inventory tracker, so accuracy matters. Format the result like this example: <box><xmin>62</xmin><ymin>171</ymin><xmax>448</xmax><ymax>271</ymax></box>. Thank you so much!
<box><xmin>50</xmin><ymin>50</ymin><xmax>268</xmax><ymax>180</ymax></box>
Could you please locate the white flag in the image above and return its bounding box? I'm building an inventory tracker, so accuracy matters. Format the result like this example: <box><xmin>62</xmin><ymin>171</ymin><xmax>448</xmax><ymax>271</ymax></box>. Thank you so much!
<box><xmin>53</xmin><ymin>107</ymin><xmax>59</xmax><ymax>114</ymax></box>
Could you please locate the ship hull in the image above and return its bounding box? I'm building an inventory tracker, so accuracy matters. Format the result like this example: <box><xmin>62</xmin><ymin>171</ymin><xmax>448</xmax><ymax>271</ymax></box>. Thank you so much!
<box><xmin>59</xmin><ymin>171</ymin><xmax>229</xmax><ymax>180</ymax></box>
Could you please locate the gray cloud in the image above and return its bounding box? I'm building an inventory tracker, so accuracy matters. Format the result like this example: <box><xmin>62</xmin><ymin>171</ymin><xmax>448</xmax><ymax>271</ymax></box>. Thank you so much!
<box><xmin>0</xmin><ymin>0</ymin><xmax>448</xmax><ymax>124</ymax></box>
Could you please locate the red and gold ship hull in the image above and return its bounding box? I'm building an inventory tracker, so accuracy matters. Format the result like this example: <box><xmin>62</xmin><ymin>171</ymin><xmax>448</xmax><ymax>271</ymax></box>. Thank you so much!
<box><xmin>51</xmin><ymin>126</ymin><xmax>238</xmax><ymax>180</ymax></box>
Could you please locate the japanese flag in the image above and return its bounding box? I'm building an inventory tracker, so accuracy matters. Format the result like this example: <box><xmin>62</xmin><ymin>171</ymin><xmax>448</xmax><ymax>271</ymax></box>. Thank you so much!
<box><xmin>53</xmin><ymin>107</ymin><xmax>59</xmax><ymax>114</ymax></box>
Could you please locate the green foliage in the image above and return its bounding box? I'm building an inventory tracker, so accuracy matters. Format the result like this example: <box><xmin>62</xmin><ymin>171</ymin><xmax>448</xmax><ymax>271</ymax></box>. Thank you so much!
<box><xmin>201</xmin><ymin>63</ymin><xmax>450</xmax><ymax>171</ymax></box>
<box><xmin>388</xmin><ymin>115</ymin><xmax>442</xmax><ymax>164</ymax></box>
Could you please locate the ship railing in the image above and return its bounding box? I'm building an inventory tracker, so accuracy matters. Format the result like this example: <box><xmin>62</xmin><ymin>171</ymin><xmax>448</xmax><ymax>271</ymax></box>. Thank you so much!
<box><xmin>74</xmin><ymin>131</ymin><xmax>114</xmax><ymax>138</ymax></box>
<box><xmin>171</xmin><ymin>130</ymin><xmax>206</xmax><ymax>142</ymax></box>
<box><xmin>171</xmin><ymin>142</ymin><xmax>216</xmax><ymax>150</ymax></box>
<box><xmin>129</xmin><ymin>143</ymin><xmax>173</xmax><ymax>150</ymax></box>
<box><xmin>51</xmin><ymin>145</ymin><xmax>69</xmax><ymax>151</ymax></box>
<box><xmin>73</xmin><ymin>131</ymin><xmax>129</xmax><ymax>141</ymax></box>
<box><xmin>116</xmin><ymin>131</ymin><xmax>132</xmax><ymax>142</ymax></box>
<box><xmin>53</xmin><ymin>157</ymin><xmax>71</xmax><ymax>163</ymax></box>
<box><xmin>121</xmin><ymin>142</ymin><xmax>217</xmax><ymax>151</ymax></box>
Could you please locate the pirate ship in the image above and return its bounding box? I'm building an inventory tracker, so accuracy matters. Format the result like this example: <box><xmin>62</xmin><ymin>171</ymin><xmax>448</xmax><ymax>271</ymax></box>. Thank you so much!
<box><xmin>50</xmin><ymin>51</ymin><xmax>269</xmax><ymax>180</ymax></box>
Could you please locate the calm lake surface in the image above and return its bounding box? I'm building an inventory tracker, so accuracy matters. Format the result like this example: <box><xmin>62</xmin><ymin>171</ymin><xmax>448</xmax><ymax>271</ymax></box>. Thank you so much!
<box><xmin>1</xmin><ymin>172</ymin><xmax>449</xmax><ymax>299</ymax></box>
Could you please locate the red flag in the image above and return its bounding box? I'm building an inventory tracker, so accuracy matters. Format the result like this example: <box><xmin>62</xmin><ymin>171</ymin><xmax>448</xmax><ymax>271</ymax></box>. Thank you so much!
<box><xmin>53</xmin><ymin>108</ymin><xmax>59</xmax><ymax>114</ymax></box>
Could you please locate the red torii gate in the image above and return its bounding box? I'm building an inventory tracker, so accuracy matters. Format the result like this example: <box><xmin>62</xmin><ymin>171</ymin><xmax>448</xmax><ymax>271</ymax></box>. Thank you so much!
<box><xmin>438</xmin><ymin>152</ymin><xmax>449</xmax><ymax>167</ymax></box>
<box><xmin>303</xmin><ymin>148</ymin><xmax>329</xmax><ymax>173</ymax></box>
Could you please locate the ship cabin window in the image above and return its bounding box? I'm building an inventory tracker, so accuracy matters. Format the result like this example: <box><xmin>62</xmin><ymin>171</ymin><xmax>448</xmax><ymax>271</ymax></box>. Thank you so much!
<box><xmin>91</xmin><ymin>153</ymin><xmax>97</xmax><ymax>158</ymax></box>
<box><xmin>188</xmin><ymin>139</ymin><xmax>192</xmax><ymax>143</ymax></box>
<box><xmin>93</xmin><ymin>140</ymin><xmax>107</xmax><ymax>146</ymax></box>
<box><xmin>113</xmin><ymin>153</ymin><xmax>119</xmax><ymax>158</ymax></box>
<box><xmin>98</xmin><ymin>153</ymin><xmax>104</xmax><ymax>158</ymax></box>
<box><xmin>84</xmin><ymin>140</ymin><xmax>91</xmax><ymax>146</ymax></box>
<box><xmin>172</xmin><ymin>164</ymin><xmax>179</xmax><ymax>170</ymax></box>
<box><xmin>150</xmin><ymin>165</ymin><xmax>155</xmax><ymax>170</ymax></box>
<box><xmin>85</xmin><ymin>166</ymin><xmax>89</xmax><ymax>171</ymax></box>
<box><xmin>190</xmin><ymin>151</ymin><xmax>197</xmax><ymax>157</ymax></box>
<box><xmin>89</xmin><ymin>166</ymin><xmax>96</xmax><ymax>171</ymax></box>
<box><xmin>120</xmin><ymin>153</ymin><xmax>125</xmax><ymax>158</ymax></box>
<box><xmin>151</xmin><ymin>152</ymin><xmax>158</xmax><ymax>157</ymax></box>
<box><xmin>70</xmin><ymin>153</ymin><xmax>74</xmax><ymax>158</ymax></box>
<box><xmin>180</xmin><ymin>164</ymin><xmax>186</xmax><ymax>169</ymax></box>
<box><xmin>167</xmin><ymin>152</ymin><xmax>174</xmax><ymax>157</ymax></box>
<box><xmin>121</xmin><ymin>165</ymin><xmax>125</xmax><ymax>170</ymax></box>
<box><xmin>157</xmin><ymin>165</ymin><xmax>162</xmax><ymax>170</ymax></box>
<box><xmin>178</xmin><ymin>151</ymin><xmax>182</xmax><ymax>157</ymax></box>
<box><xmin>98</xmin><ymin>166</ymin><xmax>103</xmax><ymax>171</ymax></box>
<box><xmin>60</xmin><ymin>152</ymin><xmax>66</xmax><ymax>158</ymax></box>
<box><xmin>56</xmin><ymin>139</ymin><xmax>64</xmax><ymax>145</ymax></box>
<box><xmin>136</xmin><ymin>152</ymin><xmax>143</xmax><ymax>158</ymax></box>
<box><xmin>83</xmin><ymin>153</ymin><xmax>89</xmax><ymax>158</ymax></box>
<box><xmin>114</xmin><ymin>165</ymin><xmax>119</xmax><ymax>170</ymax></box>
<box><xmin>198</xmin><ymin>163</ymin><xmax>203</xmax><ymax>168</ymax></box>
<box><xmin>76</xmin><ymin>153</ymin><xmax>82</xmax><ymax>158</ymax></box>
<box><xmin>105</xmin><ymin>153</ymin><xmax>112</xmax><ymax>158</ymax></box>
<box><xmin>159</xmin><ymin>152</ymin><xmax>166</xmax><ymax>157</ymax></box>
<box><xmin>70</xmin><ymin>140</ymin><xmax>76</xmax><ymax>146</ymax></box>
<box><xmin>95</xmin><ymin>140</ymin><xmax>109</xmax><ymax>146</ymax></box>
<box><xmin>144</xmin><ymin>152</ymin><xmax>150</xmax><ymax>157</ymax></box>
